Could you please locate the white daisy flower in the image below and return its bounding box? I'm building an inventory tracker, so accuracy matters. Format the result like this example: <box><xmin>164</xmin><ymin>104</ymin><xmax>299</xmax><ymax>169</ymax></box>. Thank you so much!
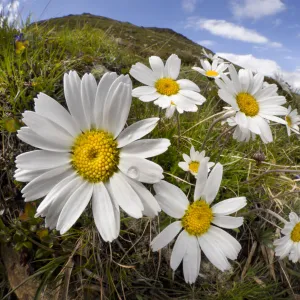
<box><xmin>285</xmin><ymin>105</ymin><xmax>300</xmax><ymax>136</ymax></box>
<box><xmin>216</xmin><ymin>65</ymin><xmax>288</xmax><ymax>143</ymax></box>
<box><xmin>192</xmin><ymin>59</ymin><xmax>228</xmax><ymax>79</ymax></box>
<box><xmin>151</xmin><ymin>160</ymin><xmax>246</xmax><ymax>284</ymax></box>
<box><xmin>274</xmin><ymin>212</ymin><xmax>300</xmax><ymax>263</ymax></box>
<box><xmin>178</xmin><ymin>146</ymin><xmax>215</xmax><ymax>177</ymax></box>
<box><xmin>15</xmin><ymin>71</ymin><xmax>171</xmax><ymax>242</ymax></box>
<box><xmin>130</xmin><ymin>54</ymin><xmax>206</xmax><ymax>118</ymax></box>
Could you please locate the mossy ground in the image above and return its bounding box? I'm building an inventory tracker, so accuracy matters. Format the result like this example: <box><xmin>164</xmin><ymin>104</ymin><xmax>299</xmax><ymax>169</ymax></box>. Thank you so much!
<box><xmin>1</xmin><ymin>14</ymin><xmax>300</xmax><ymax>300</ymax></box>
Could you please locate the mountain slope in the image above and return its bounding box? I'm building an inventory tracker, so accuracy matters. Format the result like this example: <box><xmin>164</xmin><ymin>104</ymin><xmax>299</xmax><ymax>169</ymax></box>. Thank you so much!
<box><xmin>35</xmin><ymin>13</ymin><xmax>211</xmax><ymax>65</ymax></box>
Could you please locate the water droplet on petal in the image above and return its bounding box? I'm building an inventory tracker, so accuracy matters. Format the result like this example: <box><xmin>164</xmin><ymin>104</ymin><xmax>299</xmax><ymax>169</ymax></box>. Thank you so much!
<box><xmin>127</xmin><ymin>167</ymin><xmax>139</xmax><ymax>180</ymax></box>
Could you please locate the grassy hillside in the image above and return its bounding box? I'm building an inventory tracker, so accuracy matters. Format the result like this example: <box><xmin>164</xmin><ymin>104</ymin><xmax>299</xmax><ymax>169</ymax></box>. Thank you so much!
<box><xmin>35</xmin><ymin>13</ymin><xmax>211</xmax><ymax>65</ymax></box>
<box><xmin>0</xmin><ymin>13</ymin><xmax>300</xmax><ymax>300</ymax></box>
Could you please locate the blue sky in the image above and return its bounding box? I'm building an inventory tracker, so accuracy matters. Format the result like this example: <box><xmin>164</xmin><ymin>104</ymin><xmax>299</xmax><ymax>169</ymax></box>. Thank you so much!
<box><xmin>15</xmin><ymin>0</ymin><xmax>300</xmax><ymax>88</ymax></box>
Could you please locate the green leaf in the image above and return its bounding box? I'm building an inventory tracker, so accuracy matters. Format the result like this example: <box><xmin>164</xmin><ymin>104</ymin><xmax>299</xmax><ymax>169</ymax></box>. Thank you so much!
<box><xmin>4</xmin><ymin>118</ymin><xmax>21</xmax><ymax>132</ymax></box>
<box><xmin>14</xmin><ymin>242</ymin><xmax>24</xmax><ymax>251</ymax></box>
<box><xmin>36</xmin><ymin>228</ymin><xmax>49</xmax><ymax>240</ymax></box>
<box><xmin>23</xmin><ymin>241</ymin><xmax>33</xmax><ymax>250</ymax></box>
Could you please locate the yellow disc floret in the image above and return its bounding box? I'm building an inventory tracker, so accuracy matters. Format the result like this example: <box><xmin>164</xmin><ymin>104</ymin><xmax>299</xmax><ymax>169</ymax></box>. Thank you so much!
<box><xmin>155</xmin><ymin>78</ymin><xmax>180</xmax><ymax>96</ymax></box>
<box><xmin>205</xmin><ymin>70</ymin><xmax>219</xmax><ymax>77</ymax></box>
<box><xmin>236</xmin><ymin>93</ymin><xmax>259</xmax><ymax>117</ymax></box>
<box><xmin>181</xmin><ymin>200</ymin><xmax>213</xmax><ymax>236</ymax></box>
<box><xmin>285</xmin><ymin>115</ymin><xmax>292</xmax><ymax>127</ymax></box>
<box><xmin>71</xmin><ymin>130</ymin><xmax>120</xmax><ymax>183</ymax></box>
<box><xmin>291</xmin><ymin>222</ymin><xmax>300</xmax><ymax>242</ymax></box>
<box><xmin>189</xmin><ymin>161</ymin><xmax>200</xmax><ymax>174</ymax></box>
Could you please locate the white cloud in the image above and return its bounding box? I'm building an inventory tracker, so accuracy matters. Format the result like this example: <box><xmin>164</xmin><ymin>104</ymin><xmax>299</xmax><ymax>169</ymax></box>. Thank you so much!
<box><xmin>197</xmin><ymin>40</ymin><xmax>215</xmax><ymax>46</ymax></box>
<box><xmin>217</xmin><ymin>52</ymin><xmax>300</xmax><ymax>89</ymax></box>
<box><xmin>182</xmin><ymin>0</ymin><xmax>197</xmax><ymax>13</ymax></box>
<box><xmin>230</xmin><ymin>0</ymin><xmax>286</xmax><ymax>20</ymax></box>
<box><xmin>270</xmin><ymin>42</ymin><xmax>282</xmax><ymax>48</ymax></box>
<box><xmin>186</xmin><ymin>18</ymin><xmax>282</xmax><ymax>47</ymax></box>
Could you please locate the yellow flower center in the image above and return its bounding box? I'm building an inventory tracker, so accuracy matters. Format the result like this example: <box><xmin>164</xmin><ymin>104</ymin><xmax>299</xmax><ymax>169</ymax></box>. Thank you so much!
<box><xmin>236</xmin><ymin>93</ymin><xmax>259</xmax><ymax>117</ymax></box>
<box><xmin>205</xmin><ymin>70</ymin><xmax>219</xmax><ymax>77</ymax></box>
<box><xmin>181</xmin><ymin>200</ymin><xmax>213</xmax><ymax>236</ymax></box>
<box><xmin>155</xmin><ymin>78</ymin><xmax>180</xmax><ymax>96</ymax></box>
<box><xmin>189</xmin><ymin>161</ymin><xmax>200</xmax><ymax>174</ymax></box>
<box><xmin>71</xmin><ymin>130</ymin><xmax>120</xmax><ymax>183</ymax></box>
<box><xmin>285</xmin><ymin>115</ymin><xmax>292</xmax><ymax>127</ymax></box>
<box><xmin>291</xmin><ymin>222</ymin><xmax>300</xmax><ymax>242</ymax></box>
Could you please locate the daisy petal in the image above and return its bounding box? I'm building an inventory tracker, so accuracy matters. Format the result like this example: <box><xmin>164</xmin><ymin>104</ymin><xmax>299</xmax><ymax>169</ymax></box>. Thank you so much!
<box><xmin>170</xmin><ymin>230</ymin><xmax>190</xmax><ymax>270</ymax></box>
<box><xmin>34</xmin><ymin>93</ymin><xmax>80</xmax><ymax>137</ymax></box>
<box><xmin>16</xmin><ymin>150</ymin><xmax>70</xmax><ymax>170</ymax></box>
<box><xmin>117</xmin><ymin>118</ymin><xmax>159</xmax><ymax>148</ymax></box>
<box><xmin>151</xmin><ymin>221</ymin><xmax>182</xmax><ymax>251</ymax></box>
<box><xmin>183</xmin><ymin>236</ymin><xmax>201</xmax><ymax>284</ymax></box>
<box><xmin>109</xmin><ymin>172</ymin><xmax>143</xmax><ymax>218</ymax></box>
<box><xmin>139</xmin><ymin>93</ymin><xmax>160</xmax><ymax>102</ymax></box>
<box><xmin>154</xmin><ymin>180</ymin><xmax>189</xmax><ymax>213</ymax></box>
<box><xmin>164</xmin><ymin>54</ymin><xmax>181</xmax><ymax>79</ymax></box>
<box><xmin>36</xmin><ymin>173</ymin><xmax>77</xmax><ymax>216</ymax></box>
<box><xmin>130</xmin><ymin>62</ymin><xmax>156</xmax><ymax>86</ymax></box>
<box><xmin>94</xmin><ymin>72</ymin><xmax>118</xmax><ymax>128</ymax></box>
<box><xmin>250</xmin><ymin>73</ymin><xmax>264</xmax><ymax>95</ymax></box>
<box><xmin>64</xmin><ymin>71</ymin><xmax>89</xmax><ymax>130</ymax></box>
<box><xmin>22</xmin><ymin>111</ymin><xmax>73</xmax><ymax>149</ymax></box>
<box><xmin>176</xmin><ymin>79</ymin><xmax>200</xmax><ymax>92</ymax></box>
<box><xmin>22</xmin><ymin>165</ymin><xmax>73</xmax><ymax>202</ymax></box>
<box><xmin>81</xmin><ymin>73</ymin><xmax>97</xmax><ymax>128</ymax></box>
<box><xmin>57</xmin><ymin>180</ymin><xmax>94</xmax><ymax>234</ymax></box>
<box><xmin>92</xmin><ymin>182</ymin><xmax>120</xmax><ymax>242</ymax></box>
<box><xmin>14</xmin><ymin>169</ymin><xmax>46</xmax><ymax>182</ymax></box>
<box><xmin>149</xmin><ymin>56</ymin><xmax>164</xmax><ymax>78</ymax></box>
<box><xmin>17</xmin><ymin>127</ymin><xmax>69</xmax><ymax>152</ymax></box>
<box><xmin>212</xmin><ymin>216</ymin><xmax>244</xmax><ymax>229</ymax></box>
<box><xmin>194</xmin><ymin>158</ymin><xmax>209</xmax><ymax>201</ymax></box>
<box><xmin>218</xmin><ymin>89</ymin><xmax>238</xmax><ymax>109</ymax></box>
<box><xmin>198</xmin><ymin>232</ymin><xmax>231</xmax><ymax>271</ymax></box>
<box><xmin>208</xmin><ymin>225</ymin><xmax>241</xmax><ymax>260</ymax></box>
<box><xmin>170</xmin><ymin>94</ymin><xmax>197</xmax><ymax>112</ymax></box>
<box><xmin>124</xmin><ymin>176</ymin><xmax>161</xmax><ymax>217</ymax></box>
<box><xmin>156</xmin><ymin>191</ymin><xmax>187</xmax><ymax>219</ymax></box>
<box><xmin>132</xmin><ymin>86</ymin><xmax>157</xmax><ymax>97</ymax></box>
<box><xmin>255</xmin><ymin>117</ymin><xmax>273</xmax><ymax>143</ymax></box>
<box><xmin>203</xmin><ymin>163</ymin><xmax>223</xmax><ymax>204</ymax></box>
<box><xmin>40</xmin><ymin>175</ymin><xmax>81</xmax><ymax>228</ymax></box>
<box><xmin>179</xmin><ymin>90</ymin><xmax>206</xmax><ymax>105</ymax></box>
<box><xmin>154</xmin><ymin>96</ymin><xmax>172</xmax><ymax>108</ymax></box>
<box><xmin>120</xmin><ymin>138</ymin><xmax>170</xmax><ymax>158</ymax></box>
<box><xmin>103</xmin><ymin>81</ymin><xmax>132</xmax><ymax>138</ymax></box>
<box><xmin>165</xmin><ymin>105</ymin><xmax>176</xmax><ymax>118</ymax></box>
<box><xmin>212</xmin><ymin>197</ymin><xmax>247</xmax><ymax>215</ymax></box>
<box><xmin>178</xmin><ymin>161</ymin><xmax>189</xmax><ymax>171</ymax></box>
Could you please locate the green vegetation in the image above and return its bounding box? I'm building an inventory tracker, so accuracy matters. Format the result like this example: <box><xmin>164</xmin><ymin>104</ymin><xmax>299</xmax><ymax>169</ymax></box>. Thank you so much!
<box><xmin>1</xmin><ymin>13</ymin><xmax>300</xmax><ymax>299</ymax></box>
